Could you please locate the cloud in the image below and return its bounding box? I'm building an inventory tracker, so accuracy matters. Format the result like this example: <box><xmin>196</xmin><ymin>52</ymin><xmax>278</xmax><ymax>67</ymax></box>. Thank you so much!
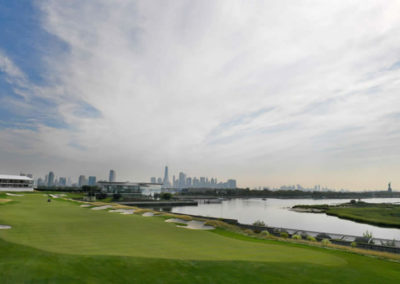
<box><xmin>1</xmin><ymin>0</ymin><xmax>400</xmax><ymax>189</ymax></box>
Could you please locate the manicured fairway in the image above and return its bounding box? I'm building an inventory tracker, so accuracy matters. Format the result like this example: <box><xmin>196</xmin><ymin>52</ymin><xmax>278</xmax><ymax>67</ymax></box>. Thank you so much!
<box><xmin>1</xmin><ymin>193</ymin><xmax>400</xmax><ymax>283</ymax></box>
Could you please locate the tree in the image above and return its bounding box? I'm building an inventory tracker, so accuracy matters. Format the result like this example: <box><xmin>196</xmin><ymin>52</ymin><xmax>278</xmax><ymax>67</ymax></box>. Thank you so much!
<box><xmin>160</xmin><ymin>193</ymin><xmax>172</xmax><ymax>200</ymax></box>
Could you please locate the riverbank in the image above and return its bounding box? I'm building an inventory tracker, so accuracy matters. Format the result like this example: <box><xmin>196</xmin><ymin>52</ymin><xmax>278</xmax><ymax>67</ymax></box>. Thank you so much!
<box><xmin>293</xmin><ymin>201</ymin><xmax>400</xmax><ymax>229</ymax></box>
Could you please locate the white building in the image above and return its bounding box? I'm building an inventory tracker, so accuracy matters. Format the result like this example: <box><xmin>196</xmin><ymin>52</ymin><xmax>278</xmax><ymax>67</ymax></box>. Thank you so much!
<box><xmin>0</xmin><ymin>175</ymin><xmax>34</xmax><ymax>192</ymax></box>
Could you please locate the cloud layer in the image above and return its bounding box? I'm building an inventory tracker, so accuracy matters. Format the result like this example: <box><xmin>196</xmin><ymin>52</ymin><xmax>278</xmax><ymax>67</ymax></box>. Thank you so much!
<box><xmin>1</xmin><ymin>0</ymin><xmax>400</xmax><ymax>189</ymax></box>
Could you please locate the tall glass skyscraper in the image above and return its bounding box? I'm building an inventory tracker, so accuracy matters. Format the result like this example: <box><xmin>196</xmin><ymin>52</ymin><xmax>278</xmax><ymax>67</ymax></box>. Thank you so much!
<box><xmin>109</xmin><ymin>170</ymin><xmax>116</xmax><ymax>182</ymax></box>
<box><xmin>162</xmin><ymin>166</ymin><xmax>171</xmax><ymax>188</ymax></box>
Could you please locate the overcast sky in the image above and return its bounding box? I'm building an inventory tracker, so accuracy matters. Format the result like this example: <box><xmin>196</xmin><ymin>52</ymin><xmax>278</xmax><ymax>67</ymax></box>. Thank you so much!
<box><xmin>1</xmin><ymin>0</ymin><xmax>400</xmax><ymax>189</ymax></box>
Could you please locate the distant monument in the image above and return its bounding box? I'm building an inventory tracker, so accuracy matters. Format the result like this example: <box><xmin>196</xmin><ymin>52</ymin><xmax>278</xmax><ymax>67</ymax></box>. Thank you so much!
<box><xmin>388</xmin><ymin>182</ymin><xmax>392</xmax><ymax>192</ymax></box>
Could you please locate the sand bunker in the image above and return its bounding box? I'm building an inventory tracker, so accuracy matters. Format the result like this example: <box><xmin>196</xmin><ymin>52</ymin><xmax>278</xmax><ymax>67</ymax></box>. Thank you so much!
<box><xmin>91</xmin><ymin>205</ymin><xmax>112</xmax><ymax>210</ymax></box>
<box><xmin>165</xmin><ymin>218</ymin><xmax>214</xmax><ymax>230</ymax></box>
<box><xmin>109</xmin><ymin>209</ymin><xmax>135</xmax><ymax>215</ymax></box>
<box><xmin>80</xmin><ymin>204</ymin><xmax>92</xmax><ymax>208</ymax></box>
<box><xmin>184</xmin><ymin>220</ymin><xmax>214</xmax><ymax>230</ymax></box>
<box><xmin>6</xmin><ymin>193</ymin><xmax>24</xmax><ymax>196</ymax></box>
<box><xmin>49</xmin><ymin>194</ymin><xmax>66</xmax><ymax>198</ymax></box>
<box><xmin>0</xmin><ymin>198</ymin><xmax>12</xmax><ymax>203</ymax></box>
<box><xmin>0</xmin><ymin>225</ymin><xmax>11</xmax><ymax>230</ymax></box>
<box><xmin>142</xmin><ymin>212</ymin><xmax>154</xmax><ymax>217</ymax></box>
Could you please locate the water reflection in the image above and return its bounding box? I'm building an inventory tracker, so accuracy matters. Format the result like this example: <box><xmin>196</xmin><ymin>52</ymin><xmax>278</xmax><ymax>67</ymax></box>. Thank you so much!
<box><xmin>171</xmin><ymin>198</ymin><xmax>400</xmax><ymax>240</ymax></box>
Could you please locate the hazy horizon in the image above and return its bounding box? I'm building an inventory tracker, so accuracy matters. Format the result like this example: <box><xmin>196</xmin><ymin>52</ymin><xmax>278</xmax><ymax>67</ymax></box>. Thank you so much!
<box><xmin>1</xmin><ymin>1</ymin><xmax>400</xmax><ymax>190</ymax></box>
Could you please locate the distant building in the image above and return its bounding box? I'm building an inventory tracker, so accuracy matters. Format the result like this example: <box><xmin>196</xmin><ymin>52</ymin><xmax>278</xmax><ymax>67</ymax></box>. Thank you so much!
<box><xmin>48</xmin><ymin>171</ymin><xmax>55</xmax><ymax>187</ymax></box>
<box><xmin>157</xmin><ymin>177</ymin><xmax>162</xmax><ymax>184</ymax></box>
<box><xmin>150</xmin><ymin>177</ymin><xmax>156</xmax><ymax>183</ymax></box>
<box><xmin>59</xmin><ymin>177</ymin><xmax>67</xmax><ymax>186</ymax></box>
<box><xmin>109</xmin><ymin>170</ymin><xmax>116</xmax><ymax>182</ymax></box>
<box><xmin>227</xmin><ymin>179</ymin><xmax>237</xmax><ymax>188</ymax></box>
<box><xmin>162</xmin><ymin>166</ymin><xmax>171</xmax><ymax>188</ymax></box>
<box><xmin>78</xmin><ymin>175</ymin><xmax>87</xmax><ymax>187</ymax></box>
<box><xmin>178</xmin><ymin>172</ymin><xmax>186</xmax><ymax>188</ymax></box>
<box><xmin>0</xmin><ymin>174</ymin><xmax>34</xmax><ymax>192</ymax></box>
<box><xmin>388</xmin><ymin>182</ymin><xmax>392</xmax><ymax>192</ymax></box>
<box><xmin>98</xmin><ymin>181</ymin><xmax>161</xmax><ymax>196</ymax></box>
<box><xmin>88</xmin><ymin>176</ymin><xmax>97</xmax><ymax>186</ymax></box>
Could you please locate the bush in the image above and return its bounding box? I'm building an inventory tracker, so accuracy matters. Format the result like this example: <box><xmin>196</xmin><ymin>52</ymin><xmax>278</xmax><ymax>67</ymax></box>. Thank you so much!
<box><xmin>321</xmin><ymin>239</ymin><xmax>331</xmax><ymax>246</ymax></box>
<box><xmin>160</xmin><ymin>193</ymin><xmax>173</xmax><ymax>200</ymax></box>
<box><xmin>95</xmin><ymin>193</ymin><xmax>108</xmax><ymax>200</ymax></box>
<box><xmin>260</xmin><ymin>230</ymin><xmax>270</xmax><ymax>237</ymax></box>
<box><xmin>244</xmin><ymin>229</ymin><xmax>254</xmax><ymax>235</ymax></box>
<box><xmin>112</xmin><ymin>193</ymin><xmax>121</xmax><ymax>201</ymax></box>
<box><xmin>252</xmin><ymin>220</ymin><xmax>266</xmax><ymax>227</ymax></box>
<box><xmin>306</xmin><ymin>235</ymin><xmax>316</xmax><ymax>242</ymax></box>
<box><xmin>292</xmin><ymin>234</ymin><xmax>302</xmax><ymax>240</ymax></box>
<box><xmin>355</xmin><ymin>237</ymin><xmax>370</xmax><ymax>244</ymax></box>
<box><xmin>280</xmin><ymin>232</ymin><xmax>289</xmax><ymax>238</ymax></box>
<box><xmin>363</xmin><ymin>230</ymin><xmax>373</xmax><ymax>239</ymax></box>
<box><xmin>351</xmin><ymin>242</ymin><xmax>357</xmax><ymax>248</ymax></box>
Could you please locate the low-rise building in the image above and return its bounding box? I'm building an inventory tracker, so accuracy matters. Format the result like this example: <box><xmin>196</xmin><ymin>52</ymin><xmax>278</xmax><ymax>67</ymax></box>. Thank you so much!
<box><xmin>0</xmin><ymin>175</ymin><xmax>34</xmax><ymax>192</ymax></box>
<box><xmin>97</xmin><ymin>181</ymin><xmax>162</xmax><ymax>197</ymax></box>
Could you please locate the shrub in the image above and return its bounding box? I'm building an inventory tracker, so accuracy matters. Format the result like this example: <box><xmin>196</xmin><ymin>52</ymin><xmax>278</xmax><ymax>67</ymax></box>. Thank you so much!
<box><xmin>280</xmin><ymin>232</ymin><xmax>289</xmax><ymax>238</ymax></box>
<box><xmin>260</xmin><ymin>230</ymin><xmax>270</xmax><ymax>237</ymax></box>
<box><xmin>292</xmin><ymin>234</ymin><xmax>302</xmax><ymax>240</ymax></box>
<box><xmin>306</xmin><ymin>235</ymin><xmax>316</xmax><ymax>242</ymax></box>
<box><xmin>351</xmin><ymin>242</ymin><xmax>357</xmax><ymax>248</ymax></box>
<box><xmin>363</xmin><ymin>230</ymin><xmax>373</xmax><ymax>240</ymax></box>
<box><xmin>160</xmin><ymin>193</ymin><xmax>173</xmax><ymax>200</ymax></box>
<box><xmin>95</xmin><ymin>193</ymin><xmax>108</xmax><ymax>200</ymax></box>
<box><xmin>244</xmin><ymin>229</ymin><xmax>254</xmax><ymax>235</ymax></box>
<box><xmin>112</xmin><ymin>193</ymin><xmax>121</xmax><ymax>201</ymax></box>
<box><xmin>321</xmin><ymin>239</ymin><xmax>331</xmax><ymax>246</ymax></box>
<box><xmin>252</xmin><ymin>220</ymin><xmax>266</xmax><ymax>227</ymax></box>
<box><xmin>355</xmin><ymin>237</ymin><xmax>370</xmax><ymax>244</ymax></box>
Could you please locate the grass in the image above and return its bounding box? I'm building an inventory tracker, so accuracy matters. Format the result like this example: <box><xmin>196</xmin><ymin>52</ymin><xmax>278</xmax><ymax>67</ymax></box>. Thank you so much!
<box><xmin>294</xmin><ymin>202</ymin><xmax>400</xmax><ymax>228</ymax></box>
<box><xmin>0</xmin><ymin>193</ymin><xmax>400</xmax><ymax>283</ymax></box>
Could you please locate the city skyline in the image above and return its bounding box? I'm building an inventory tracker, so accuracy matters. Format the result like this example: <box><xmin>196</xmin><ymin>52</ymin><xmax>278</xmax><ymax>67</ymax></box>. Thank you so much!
<box><xmin>1</xmin><ymin>1</ymin><xmax>400</xmax><ymax>190</ymax></box>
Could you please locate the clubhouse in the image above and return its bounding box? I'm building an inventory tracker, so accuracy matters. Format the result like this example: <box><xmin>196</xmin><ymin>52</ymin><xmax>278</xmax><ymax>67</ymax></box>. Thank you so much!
<box><xmin>0</xmin><ymin>174</ymin><xmax>34</xmax><ymax>192</ymax></box>
<box><xmin>97</xmin><ymin>181</ymin><xmax>162</xmax><ymax>196</ymax></box>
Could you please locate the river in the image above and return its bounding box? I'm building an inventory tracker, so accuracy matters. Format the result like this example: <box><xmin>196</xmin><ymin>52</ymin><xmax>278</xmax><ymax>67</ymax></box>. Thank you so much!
<box><xmin>170</xmin><ymin>198</ymin><xmax>400</xmax><ymax>240</ymax></box>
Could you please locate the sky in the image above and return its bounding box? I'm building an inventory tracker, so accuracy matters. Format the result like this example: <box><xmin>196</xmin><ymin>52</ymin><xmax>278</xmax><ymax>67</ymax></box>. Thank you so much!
<box><xmin>1</xmin><ymin>0</ymin><xmax>400</xmax><ymax>190</ymax></box>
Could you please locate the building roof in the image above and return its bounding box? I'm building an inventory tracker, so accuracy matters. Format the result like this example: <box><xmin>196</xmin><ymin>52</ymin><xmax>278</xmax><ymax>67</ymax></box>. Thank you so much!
<box><xmin>0</xmin><ymin>174</ymin><xmax>33</xmax><ymax>181</ymax></box>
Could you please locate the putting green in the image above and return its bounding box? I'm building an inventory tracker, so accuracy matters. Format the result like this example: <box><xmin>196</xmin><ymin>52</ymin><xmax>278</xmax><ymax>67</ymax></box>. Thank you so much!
<box><xmin>1</xmin><ymin>193</ymin><xmax>400</xmax><ymax>283</ymax></box>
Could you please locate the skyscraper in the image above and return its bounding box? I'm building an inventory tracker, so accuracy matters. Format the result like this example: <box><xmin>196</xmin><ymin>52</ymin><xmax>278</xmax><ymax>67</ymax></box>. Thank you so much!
<box><xmin>78</xmin><ymin>175</ymin><xmax>87</xmax><ymax>187</ymax></box>
<box><xmin>178</xmin><ymin>172</ymin><xmax>186</xmax><ymax>188</ymax></box>
<box><xmin>48</xmin><ymin>171</ymin><xmax>55</xmax><ymax>187</ymax></box>
<box><xmin>162</xmin><ymin>166</ymin><xmax>171</xmax><ymax>188</ymax></box>
<box><xmin>88</xmin><ymin>176</ymin><xmax>97</xmax><ymax>186</ymax></box>
<box><xmin>109</xmin><ymin>170</ymin><xmax>116</xmax><ymax>182</ymax></box>
<box><xmin>59</xmin><ymin>177</ymin><xmax>67</xmax><ymax>186</ymax></box>
<box><xmin>150</xmin><ymin>177</ymin><xmax>156</xmax><ymax>183</ymax></box>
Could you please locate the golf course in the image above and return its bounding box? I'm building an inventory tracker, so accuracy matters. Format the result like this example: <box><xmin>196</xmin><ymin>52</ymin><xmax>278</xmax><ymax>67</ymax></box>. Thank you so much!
<box><xmin>1</xmin><ymin>193</ymin><xmax>400</xmax><ymax>283</ymax></box>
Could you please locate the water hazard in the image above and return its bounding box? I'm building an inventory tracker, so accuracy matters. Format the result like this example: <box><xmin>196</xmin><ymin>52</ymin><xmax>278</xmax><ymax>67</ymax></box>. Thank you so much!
<box><xmin>171</xmin><ymin>198</ymin><xmax>400</xmax><ymax>240</ymax></box>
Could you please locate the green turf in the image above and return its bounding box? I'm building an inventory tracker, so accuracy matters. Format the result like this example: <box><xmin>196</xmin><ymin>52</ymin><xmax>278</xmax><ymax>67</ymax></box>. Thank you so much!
<box><xmin>1</xmin><ymin>194</ymin><xmax>400</xmax><ymax>283</ymax></box>
<box><xmin>294</xmin><ymin>202</ymin><xmax>400</xmax><ymax>228</ymax></box>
